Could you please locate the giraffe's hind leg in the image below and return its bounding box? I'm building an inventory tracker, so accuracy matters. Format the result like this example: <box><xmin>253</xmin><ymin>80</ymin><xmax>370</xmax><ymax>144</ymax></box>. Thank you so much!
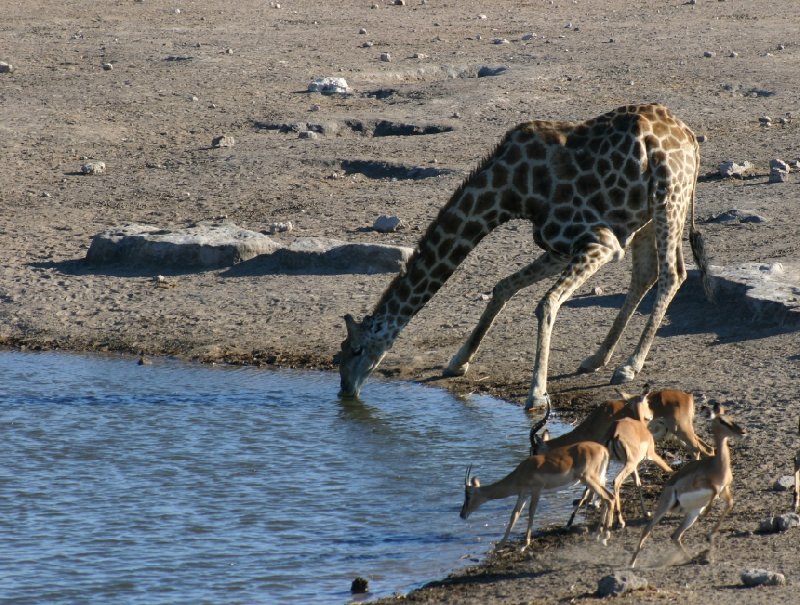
<box><xmin>446</xmin><ymin>251</ymin><xmax>566</xmax><ymax>377</ymax></box>
<box><xmin>579</xmin><ymin>224</ymin><xmax>657</xmax><ymax>374</ymax></box>
<box><xmin>612</xmin><ymin>165</ymin><xmax>691</xmax><ymax>385</ymax></box>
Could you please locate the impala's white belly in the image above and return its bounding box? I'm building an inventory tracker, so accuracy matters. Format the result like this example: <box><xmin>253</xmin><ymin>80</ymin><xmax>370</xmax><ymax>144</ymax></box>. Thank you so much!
<box><xmin>674</xmin><ymin>488</ymin><xmax>713</xmax><ymax>513</ymax></box>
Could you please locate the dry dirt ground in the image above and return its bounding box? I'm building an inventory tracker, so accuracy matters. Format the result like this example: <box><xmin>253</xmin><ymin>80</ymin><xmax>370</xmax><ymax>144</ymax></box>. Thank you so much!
<box><xmin>2</xmin><ymin>1</ymin><xmax>800</xmax><ymax>603</ymax></box>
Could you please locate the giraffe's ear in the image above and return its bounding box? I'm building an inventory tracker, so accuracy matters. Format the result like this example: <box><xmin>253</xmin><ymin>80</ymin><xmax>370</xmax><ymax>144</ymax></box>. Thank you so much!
<box><xmin>344</xmin><ymin>314</ymin><xmax>359</xmax><ymax>338</ymax></box>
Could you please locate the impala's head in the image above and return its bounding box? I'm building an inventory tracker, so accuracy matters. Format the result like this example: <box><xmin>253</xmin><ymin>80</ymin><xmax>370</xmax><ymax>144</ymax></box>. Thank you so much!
<box><xmin>460</xmin><ymin>465</ymin><xmax>485</xmax><ymax>520</ymax></box>
<box><xmin>528</xmin><ymin>394</ymin><xmax>552</xmax><ymax>455</ymax></box>
<box><xmin>709</xmin><ymin>401</ymin><xmax>747</xmax><ymax>440</ymax></box>
<box><xmin>338</xmin><ymin>314</ymin><xmax>388</xmax><ymax>398</ymax></box>
<box><xmin>620</xmin><ymin>383</ymin><xmax>653</xmax><ymax>422</ymax></box>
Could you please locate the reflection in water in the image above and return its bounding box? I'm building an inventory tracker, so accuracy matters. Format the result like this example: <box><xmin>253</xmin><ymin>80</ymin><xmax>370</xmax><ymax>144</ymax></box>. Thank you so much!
<box><xmin>0</xmin><ymin>351</ymin><xmax>574</xmax><ymax>604</ymax></box>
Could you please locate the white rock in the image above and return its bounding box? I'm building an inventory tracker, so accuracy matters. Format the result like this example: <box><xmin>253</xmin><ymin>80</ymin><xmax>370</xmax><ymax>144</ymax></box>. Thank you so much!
<box><xmin>101</xmin><ymin>62</ymin><xmax>113</xmax><ymax>70</ymax></box>
<box><xmin>81</xmin><ymin>161</ymin><xmax>106</xmax><ymax>175</ymax></box>
<box><xmin>308</xmin><ymin>77</ymin><xmax>349</xmax><ymax>94</ymax></box>
<box><xmin>373</xmin><ymin>215</ymin><xmax>404</xmax><ymax>233</ymax></box>
<box><xmin>703</xmin><ymin>50</ymin><xmax>716</xmax><ymax>57</ymax></box>
<box><xmin>741</xmin><ymin>569</ymin><xmax>786</xmax><ymax>587</ymax></box>
<box><xmin>719</xmin><ymin>160</ymin><xmax>752</xmax><ymax>178</ymax></box>
<box><xmin>212</xmin><ymin>135</ymin><xmax>235</xmax><ymax>148</ymax></box>
<box><xmin>298</xmin><ymin>130</ymin><xmax>318</xmax><ymax>139</ymax></box>
<box><xmin>380</xmin><ymin>52</ymin><xmax>392</xmax><ymax>62</ymax></box>
<box><xmin>0</xmin><ymin>61</ymin><xmax>14</xmax><ymax>73</ymax></box>
<box><xmin>769</xmin><ymin>158</ymin><xmax>790</xmax><ymax>184</ymax></box>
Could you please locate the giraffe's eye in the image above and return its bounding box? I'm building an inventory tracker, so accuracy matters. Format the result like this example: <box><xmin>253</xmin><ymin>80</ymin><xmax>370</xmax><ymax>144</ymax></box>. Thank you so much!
<box><xmin>351</xmin><ymin>346</ymin><xmax>364</xmax><ymax>356</ymax></box>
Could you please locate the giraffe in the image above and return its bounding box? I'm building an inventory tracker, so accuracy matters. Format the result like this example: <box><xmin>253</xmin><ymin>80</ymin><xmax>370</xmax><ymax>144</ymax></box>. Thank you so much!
<box><xmin>338</xmin><ymin>103</ymin><xmax>711</xmax><ymax>409</ymax></box>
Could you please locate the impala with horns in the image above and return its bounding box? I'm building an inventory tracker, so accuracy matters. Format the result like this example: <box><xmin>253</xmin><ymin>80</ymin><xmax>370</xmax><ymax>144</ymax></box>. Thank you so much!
<box><xmin>605</xmin><ymin>389</ymin><xmax>673</xmax><ymax>528</ymax></box>
<box><xmin>630</xmin><ymin>402</ymin><xmax>746</xmax><ymax>568</ymax></box>
<box><xmin>530</xmin><ymin>387</ymin><xmax>712</xmax><ymax>459</ymax></box>
<box><xmin>460</xmin><ymin>441</ymin><xmax>615</xmax><ymax>551</ymax></box>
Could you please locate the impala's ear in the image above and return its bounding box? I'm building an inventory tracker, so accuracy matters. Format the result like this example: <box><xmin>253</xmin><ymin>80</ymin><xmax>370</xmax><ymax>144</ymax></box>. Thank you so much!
<box><xmin>542</xmin><ymin>428</ymin><xmax>551</xmax><ymax>442</ymax></box>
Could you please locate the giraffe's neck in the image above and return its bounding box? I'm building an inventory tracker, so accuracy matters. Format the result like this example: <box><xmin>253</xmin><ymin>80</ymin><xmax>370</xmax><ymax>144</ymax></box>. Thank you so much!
<box><xmin>369</xmin><ymin>153</ymin><xmax>521</xmax><ymax>343</ymax></box>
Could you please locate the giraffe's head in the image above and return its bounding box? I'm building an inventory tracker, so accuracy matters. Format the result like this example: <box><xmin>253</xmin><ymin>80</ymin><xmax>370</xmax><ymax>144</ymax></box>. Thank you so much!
<box><xmin>338</xmin><ymin>314</ymin><xmax>389</xmax><ymax>398</ymax></box>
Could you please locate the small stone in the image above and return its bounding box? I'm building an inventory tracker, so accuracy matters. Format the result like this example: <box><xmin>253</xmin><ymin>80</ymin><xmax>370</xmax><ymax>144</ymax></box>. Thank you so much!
<box><xmin>190</xmin><ymin>95</ymin><xmax>199</xmax><ymax>102</ymax></box>
<box><xmin>137</xmin><ymin>354</ymin><xmax>153</xmax><ymax>365</ymax></box>
<box><xmin>522</xmin><ymin>32</ymin><xmax>536</xmax><ymax>40</ymax></box>
<box><xmin>266</xmin><ymin>221</ymin><xmax>293</xmax><ymax>234</ymax></box>
<box><xmin>777</xmin><ymin>43</ymin><xmax>786</xmax><ymax>50</ymax></box>
<box><xmin>789</xmin><ymin>159</ymin><xmax>800</xmax><ymax>170</ymax></box>
<box><xmin>173</xmin><ymin>8</ymin><xmax>180</xmax><ymax>14</ymax></box>
<box><xmin>225</xmin><ymin>47</ymin><xmax>234</xmax><ymax>54</ymax></box>
<box><xmin>309</xmin><ymin>104</ymin><xmax>321</xmax><ymax>112</ymax></box>
<box><xmin>212</xmin><ymin>135</ymin><xmax>235</xmax><ymax>148</ymax></box>
<box><xmin>298</xmin><ymin>130</ymin><xmax>318</xmax><ymax>139</ymax></box>
<box><xmin>362</xmin><ymin>40</ymin><xmax>374</xmax><ymax>48</ymax></box>
<box><xmin>757</xmin><ymin>513</ymin><xmax>800</xmax><ymax>533</ymax></box>
<box><xmin>307</xmin><ymin>77</ymin><xmax>349</xmax><ymax>94</ymax></box>
<box><xmin>478</xmin><ymin>13</ymin><xmax>487</xmax><ymax>20</ymax></box>
<box><xmin>80</xmin><ymin>161</ymin><xmax>106</xmax><ymax>175</ymax></box>
<box><xmin>769</xmin><ymin>159</ymin><xmax>790</xmax><ymax>184</ymax></box>
<box><xmin>759</xmin><ymin>115</ymin><xmax>772</xmax><ymax>126</ymax></box>
<box><xmin>373</xmin><ymin>215</ymin><xmax>404</xmax><ymax>233</ymax></box>
<box><xmin>704</xmin><ymin>50</ymin><xmax>716</xmax><ymax>57</ymax></box>
<box><xmin>597</xmin><ymin>572</ymin><xmax>648</xmax><ymax>597</ymax></box>
<box><xmin>697</xmin><ymin>134</ymin><xmax>707</xmax><ymax>143</ymax></box>
<box><xmin>493</xmin><ymin>38</ymin><xmax>510</xmax><ymax>45</ymax></box>
<box><xmin>477</xmin><ymin>65</ymin><xmax>507</xmax><ymax>77</ymax></box>
<box><xmin>380</xmin><ymin>52</ymin><xmax>391</xmax><ymax>62</ymax></box>
<box><xmin>729</xmin><ymin>51</ymin><xmax>739</xmax><ymax>58</ymax></box>
<box><xmin>359</xmin><ymin>27</ymin><xmax>367</xmax><ymax>34</ymax></box>
<box><xmin>706</xmin><ymin>208</ymin><xmax>765</xmax><ymax>224</ymax></box>
<box><xmin>371</xmin><ymin>3</ymin><xmax>379</xmax><ymax>8</ymax></box>
<box><xmin>719</xmin><ymin>160</ymin><xmax>752</xmax><ymax>178</ymax></box>
<box><xmin>592</xmin><ymin>286</ymin><xmax>603</xmax><ymax>296</ymax></box>
<box><xmin>741</xmin><ymin>569</ymin><xmax>786</xmax><ymax>587</ymax></box>
<box><xmin>101</xmin><ymin>62</ymin><xmax>113</xmax><ymax>70</ymax></box>
<box><xmin>0</xmin><ymin>61</ymin><xmax>14</xmax><ymax>73</ymax></box>
<box><xmin>393</xmin><ymin>0</ymin><xmax>405</xmax><ymax>4</ymax></box>
<box><xmin>413</xmin><ymin>52</ymin><xmax>428</xmax><ymax>59</ymax></box>
<box><xmin>351</xmin><ymin>577</ymin><xmax>369</xmax><ymax>593</ymax></box>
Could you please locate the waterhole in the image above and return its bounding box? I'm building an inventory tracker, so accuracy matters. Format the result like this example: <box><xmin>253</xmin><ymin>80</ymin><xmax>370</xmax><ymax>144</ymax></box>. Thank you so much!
<box><xmin>0</xmin><ymin>351</ymin><xmax>576</xmax><ymax>604</ymax></box>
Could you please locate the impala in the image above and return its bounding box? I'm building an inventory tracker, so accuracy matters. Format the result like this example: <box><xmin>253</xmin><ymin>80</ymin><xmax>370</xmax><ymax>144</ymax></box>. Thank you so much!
<box><xmin>530</xmin><ymin>388</ymin><xmax>712</xmax><ymax>459</ymax></box>
<box><xmin>460</xmin><ymin>441</ymin><xmax>614</xmax><ymax>551</ymax></box>
<box><xmin>629</xmin><ymin>402</ymin><xmax>746</xmax><ymax>568</ymax></box>
<box><xmin>605</xmin><ymin>389</ymin><xmax>673</xmax><ymax>528</ymax></box>
<box><xmin>794</xmin><ymin>415</ymin><xmax>799</xmax><ymax>513</ymax></box>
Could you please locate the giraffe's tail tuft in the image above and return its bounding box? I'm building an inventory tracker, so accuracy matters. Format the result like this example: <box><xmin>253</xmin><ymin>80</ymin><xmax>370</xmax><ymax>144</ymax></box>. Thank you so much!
<box><xmin>690</xmin><ymin>227</ymin><xmax>715</xmax><ymax>303</ymax></box>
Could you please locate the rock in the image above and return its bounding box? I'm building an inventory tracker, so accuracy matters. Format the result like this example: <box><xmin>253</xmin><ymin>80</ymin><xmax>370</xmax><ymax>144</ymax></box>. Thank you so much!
<box><xmin>477</xmin><ymin>65</ymin><xmax>507</xmax><ymax>77</ymax></box>
<box><xmin>597</xmin><ymin>572</ymin><xmax>649</xmax><ymax>597</ymax></box>
<box><xmin>359</xmin><ymin>27</ymin><xmax>367</xmax><ymax>34</ymax></box>
<box><xmin>522</xmin><ymin>32</ymin><xmax>537</xmax><ymax>40</ymax></box>
<box><xmin>307</xmin><ymin>77</ymin><xmax>349</xmax><ymax>94</ymax></box>
<box><xmin>86</xmin><ymin>222</ymin><xmax>282</xmax><ymax>268</ymax></box>
<box><xmin>229</xmin><ymin>237</ymin><xmax>414</xmax><ymax>275</ymax></box>
<box><xmin>101</xmin><ymin>62</ymin><xmax>113</xmax><ymax>70</ymax></box>
<box><xmin>719</xmin><ymin>160</ymin><xmax>752</xmax><ymax>178</ymax></box>
<box><xmin>380</xmin><ymin>52</ymin><xmax>391</xmax><ymax>62</ymax></box>
<box><xmin>212</xmin><ymin>135</ymin><xmax>235</xmax><ymax>148</ymax></box>
<box><xmin>759</xmin><ymin>116</ymin><xmax>772</xmax><ymax>127</ymax></box>
<box><xmin>373</xmin><ymin>215</ymin><xmax>404</xmax><ymax>233</ymax></box>
<box><xmin>393</xmin><ymin>0</ymin><xmax>405</xmax><ymax>5</ymax></box>
<box><xmin>774</xmin><ymin>475</ymin><xmax>796</xmax><ymax>491</ymax></box>
<box><xmin>80</xmin><ymin>161</ymin><xmax>106</xmax><ymax>175</ymax></box>
<box><xmin>704</xmin><ymin>50</ymin><xmax>716</xmax><ymax>57</ymax></box>
<box><xmin>0</xmin><ymin>61</ymin><xmax>13</xmax><ymax>73</ymax></box>
<box><xmin>493</xmin><ymin>38</ymin><xmax>510</xmax><ymax>45</ymax></box>
<box><xmin>757</xmin><ymin>513</ymin><xmax>800</xmax><ymax>533</ymax></box>
<box><xmin>351</xmin><ymin>577</ymin><xmax>369</xmax><ymax>593</ymax></box>
<box><xmin>265</xmin><ymin>221</ymin><xmax>293</xmax><ymax>235</ymax></box>
<box><xmin>769</xmin><ymin>158</ymin><xmax>790</xmax><ymax>184</ymax></box>
<box><xmin>298</xmin><ymin>130</ymin><xmax>318</xmax><ymax>139</ymax></box>
<box><xmin>697</xmin><ymin>134</ymin><xmax>707</xmax><ymax>143</ymax></box>
<box><xmin>705</xmin><ymin>209</ymin><xmax>766</xmax><ymax>224</ymax></box>
<box><xmin>741</xmin><ymin>569</ymin><xmax>786</xmax><ymax>587</ymax></box>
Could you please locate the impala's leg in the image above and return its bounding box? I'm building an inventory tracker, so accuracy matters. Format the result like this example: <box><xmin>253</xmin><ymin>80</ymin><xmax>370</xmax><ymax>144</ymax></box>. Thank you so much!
<box><xmin>566</xmin><ymin>487</ymin><xmax>592</xmax><ymax>528</ymax></box>
<box><xmin>527</xmin><ymin>232</ymin><xmax>623</xmax><ymax>409</ymax></box>
<box><xmin>671</xmin><ymin>508</ymin><xmax>702</xmax><ymax>559</ymax></box>
<box><xmin>501</xmin><ymin>495</ymin><xmax>528</xmax><ymax>543</ymax></box>
<box><xmin>580</xmin><ymin>224</ymin><xmax>657</xmax><ymax>374</ymax></box>
<box><xmin>630</xmin><ymin>486</ymin><xmax>676</xmax><ymax>568</ymax></box>
<box><xmin>612</xmin><ymin>463</ymin><xmax>635</xmax><ymax>528</ymax></box>
<box><xmin>445</xmin><ymin>252</ymin><xmax>566</xmax><ymax>377</ymax></box>
<box><xmin>612</xmin><ymin>187</ymin><xmax>689</xmax><ymax>385</ymax></box>
<box><xmin>521</xmin><ymin>490</ymin><xmax>542</xmax><ymax>552</ymax></box>
<box><xmin>632</xmin><ymin>468</ymin><xmax>650</xmax><ymax>520</ymax></box>
<box><xmin>707</xmin><ymin>486</ymin><xmax>734</xmax><ymax>541</ymax></box>
<box><xmin>582</xmin><ymin>475</ymin><xmax>615</xmax><ymax>544</ymax></box>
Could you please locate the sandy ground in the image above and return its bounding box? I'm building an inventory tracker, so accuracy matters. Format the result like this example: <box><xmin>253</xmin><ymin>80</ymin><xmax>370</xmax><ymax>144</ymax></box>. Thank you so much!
<box><xmin>2</xmin><ymin>0</ymin><xmax>800</xmax><ymax>602</ymax></box>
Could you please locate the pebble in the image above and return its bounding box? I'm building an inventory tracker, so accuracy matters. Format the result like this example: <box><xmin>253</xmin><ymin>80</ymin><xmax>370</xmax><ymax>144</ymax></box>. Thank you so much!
<box><xmin>307</xmin><ymin>77</ymin><xmax>349</xmax><ymax>94</ymax></box>
<box><xmin>298</xmin><ymin>130</ymin><xmax>318</xmax><ymax>139</ymax></box>
<box><xmin>373</xmin><ymin>215</ymin><xmax>404</xmax><ymax>233</ymax></box>
<box><xmin>380</xmin><ymin>52</ymin><xmax>391</xmax><ymax>62</ymax></box>
<box><xmin>267</xmin><ymin>221</ymin><xmax>293</xmax><ymax>234</ymax></box>
<box><xmin>478</xmin><ymin>13</ymin><xmax>487</xmax><ymax>20</ymax></box>
<box><xmin>101</xmin><ymin>62</ymin><xmax>113</xmax><ymax>70</ymax></box>
<box><xmin>741</xmin><ymin>569</ymin><xmax>786</xmax><ymax>587</ymax></box>
<box><xmin>597</xmin><ymin>572</ymin><xmax>648</xmax><ymax>597</ymax></box>
<box><xmin>80</xmin><ymin>161</ymin><xmax>106</xmax><ymax>175</ymax></box>
<box><xmin>759</xmin><ymin>115</ymin><xmax>772</xmax><ymax>127</ymax></box>
<box><xmin>757</xmin><ymin>513</ymin><xmax>800</xmax><ymax>533</ymax></box>
<box><xmin>729</xmin><ymin>51</ymin><xmax>738</xmax><ymax>58</ymax></box>
<box><xmin>703</xmin><ymin>50</ymin><xmax>716</xmax><ymax>58</ymax></box>
<box><xmin>521</xmin><ymin>32</ymin><xmax>537</xmax><ymax>40</ymax></box>
<box><xmin>773</xmin><ymin>475</ymin><xmax>796</xmax><ymax>491</ymax></box>
<box><xmin>362</xmin><ymin>41</ymin><xmax>374</xmax><ymax>48</ymax></box>
<box><xmin>719</xmin><ymin>160</ymin><xmax>752</xmax><ymax>178</ymax></box>
<box><xmin>769</xmin><ymin>158</ymin><xmax>790</xmax><ymax>184</ymax></box>
<box><xmin>212</xmin><ymin>135</ymin><xmax>235</xmax><ymax>148</ymax></box>
<box><xmin>359</xmin><ymin>27</ymin><xmax>367</xmax><ymax>34</ymax></box>
<box><xmin>0</xmin><ymin>61</ymin><xmax>14</xmax><ymax>73</ymax></box>
<box><xmin>697</xmin><ymin>134</ymin><xmax>707</xmax><ymax>143</ymax></box>
<box><xmin>413</xmin><ymin>52</ymin><xmax>428</xmax><ymax>59</ymax></box>
<box><xmin>493</xmin><ymin>38</ymin><xmax>510</xmax><ymax>45</ymax></box>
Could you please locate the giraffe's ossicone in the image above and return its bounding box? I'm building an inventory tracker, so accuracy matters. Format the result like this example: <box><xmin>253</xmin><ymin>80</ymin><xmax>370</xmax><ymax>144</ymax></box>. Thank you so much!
<box><xmin>339</xmin><ymin>104</ymin><xmax>712</xmax><ymax>408</ymax></box>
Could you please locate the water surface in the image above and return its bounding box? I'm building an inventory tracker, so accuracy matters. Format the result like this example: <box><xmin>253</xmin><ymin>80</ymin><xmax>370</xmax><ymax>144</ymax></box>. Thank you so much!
<box><xmin>0</xmin><ymin>351</ymin><xmax>575</xmax><ymax>604</ymax></box>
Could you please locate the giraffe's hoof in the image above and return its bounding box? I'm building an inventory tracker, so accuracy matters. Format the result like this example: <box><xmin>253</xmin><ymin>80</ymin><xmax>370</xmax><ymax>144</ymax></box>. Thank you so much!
<box><xmin>443</xmin><ymin>361</ymin><xmax>468</xmax><ymax>377</ymax></box>
<box><xmin>610</xmin><ymin>365</ymin><xmax>636</xmax><ymax>385</ymax></box>
<box><xmin>578</xmin><ymin>354</ymin><xmax>605</xmax><ymax>374</ymax></box>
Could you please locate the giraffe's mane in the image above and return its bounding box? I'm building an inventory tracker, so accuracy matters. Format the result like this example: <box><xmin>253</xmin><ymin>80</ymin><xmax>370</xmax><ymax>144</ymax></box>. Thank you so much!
<box><xmin>370</xmin><ymin>131</ymin><xmax>514</xmax><ymax>318</ymax></box>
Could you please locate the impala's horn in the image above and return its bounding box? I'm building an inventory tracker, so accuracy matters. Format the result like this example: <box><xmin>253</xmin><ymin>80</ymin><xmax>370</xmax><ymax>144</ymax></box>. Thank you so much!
<box><xmin>464</xmin><ymin>464</ymin><xmax>472</xmax><ymax>488</ymax></box>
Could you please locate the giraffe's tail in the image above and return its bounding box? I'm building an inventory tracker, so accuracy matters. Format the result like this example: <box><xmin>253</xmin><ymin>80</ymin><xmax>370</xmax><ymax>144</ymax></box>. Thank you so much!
<box><xmin>688</xmin><ymin>150</ymin><xmax>715</xmax><ymax>303</ymax></box>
